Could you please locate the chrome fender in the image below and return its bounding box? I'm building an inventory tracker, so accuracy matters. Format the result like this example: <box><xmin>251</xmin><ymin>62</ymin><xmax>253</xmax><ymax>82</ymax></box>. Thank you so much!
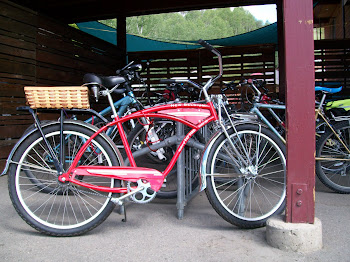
<box><xmin>199</xmin><ymin>130</ymin><xmax>222</xmax><ymax>192</ymax></box>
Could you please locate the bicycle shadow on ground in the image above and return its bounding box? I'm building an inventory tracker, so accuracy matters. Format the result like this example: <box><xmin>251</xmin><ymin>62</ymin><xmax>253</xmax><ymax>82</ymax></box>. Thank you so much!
<box><xmin>315</xmin><ymin>177</ymin><xmax>337</xmax><ymax>193</ymax></box>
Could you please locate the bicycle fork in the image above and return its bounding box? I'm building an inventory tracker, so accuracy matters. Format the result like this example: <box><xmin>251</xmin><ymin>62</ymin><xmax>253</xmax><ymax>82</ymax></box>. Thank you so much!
<box><xmin>200</xmin><ymin>98</ymin><xmax>262</xmax><ymax>192</ymax></box>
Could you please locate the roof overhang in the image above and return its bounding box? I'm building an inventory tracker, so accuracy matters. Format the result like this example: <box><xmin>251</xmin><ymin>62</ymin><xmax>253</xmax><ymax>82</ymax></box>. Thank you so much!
<box><xmin>8</xmin><ymin>0</ymin><xmax>276</xmax><ymax>23</ymax></box>
<box><xmin>313</xmin><ymin>0</ymin><xmax>340</xmax><ymax>24</ymax></box>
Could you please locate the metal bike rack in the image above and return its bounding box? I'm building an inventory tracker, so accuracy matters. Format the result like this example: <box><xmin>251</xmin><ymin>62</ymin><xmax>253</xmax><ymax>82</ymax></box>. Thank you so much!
<box><xmin>124</xmin><ymin>121</ymin><xmax>203</xmax><ymax>219</ymax></box>
<box><xmin>176</xmin><ymin>122</ymin><xmax>202</xmax><ymax>219</ymax></box>
<box><xmin>176</xmin><ymin>122</ymin><xmax>185</xmax><ymax>219</ymax></box>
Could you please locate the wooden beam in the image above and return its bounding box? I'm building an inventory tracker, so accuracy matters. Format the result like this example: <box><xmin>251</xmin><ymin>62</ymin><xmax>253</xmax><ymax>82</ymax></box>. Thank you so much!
<box><xmin>117</xmin><ymin>15</ymin><xmax>127</xmax><ymax>66</ymax></box>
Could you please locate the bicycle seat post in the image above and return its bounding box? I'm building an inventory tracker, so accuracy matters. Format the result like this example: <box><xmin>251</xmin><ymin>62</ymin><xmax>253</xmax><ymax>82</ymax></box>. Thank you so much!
<box><xmin>318</xmin><ymin>93</ymin><xmax>327</xmax><ymax>111</ymax></box>
<box><xmin>104</xmin><ymin>91</ymin><xmax>118</xmax><ymax>119</ymax></box>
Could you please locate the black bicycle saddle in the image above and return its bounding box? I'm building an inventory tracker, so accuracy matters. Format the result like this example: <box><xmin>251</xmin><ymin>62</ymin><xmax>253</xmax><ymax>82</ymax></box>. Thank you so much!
<box><xmin>83</xmin><ymin>73</ymin><xmax>126</xmax><ymax>89</ymax></box>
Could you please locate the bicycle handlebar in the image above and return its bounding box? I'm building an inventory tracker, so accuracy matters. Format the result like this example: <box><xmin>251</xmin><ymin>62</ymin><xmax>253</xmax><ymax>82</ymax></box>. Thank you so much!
<box><xmin>159</xmin><ymin>79</ymin><xmax>176</xmax><ymax>84</ymax></box>
<box><xmin>198</xmin><ymin>39</ymin><xmax>223</xmax><ymax>83</ymax></box>
<box><xmin>198</xmin><ymin>39</ymin><xmax>214</xmax><ymax>51</ymax></box>
<box><xmin>159</xmin><ymin>40</ymin><xmax>222</xmax><ymax>100</ymax></box>
<box><xmin>117</xmin><ymin>61</ymin><xmax>135</xmax><ymax>74</ymax></box>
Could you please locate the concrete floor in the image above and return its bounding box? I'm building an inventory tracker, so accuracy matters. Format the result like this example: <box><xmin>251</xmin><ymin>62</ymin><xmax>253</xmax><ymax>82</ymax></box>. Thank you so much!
<box><xmin>0</xmin><ymin>174</ymin><xmax>349</xmax><ymax>262</ymax></box>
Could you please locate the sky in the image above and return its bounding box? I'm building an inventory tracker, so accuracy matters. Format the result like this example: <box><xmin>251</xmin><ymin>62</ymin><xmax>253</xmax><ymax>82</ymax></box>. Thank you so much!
<box><xmin>243</xmin><ymin>4</ymin><xmax>277</xmax><ymax>24</ymax></box>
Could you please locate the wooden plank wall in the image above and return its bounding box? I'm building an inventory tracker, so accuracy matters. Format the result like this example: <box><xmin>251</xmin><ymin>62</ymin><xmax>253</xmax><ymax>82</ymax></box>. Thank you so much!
<box><xmin>0</xmin><ymin>0</ymin><xmax>123</xmax><ymax>171</ymax></box>
<box><xmin>0</xmin><ymin>1</ymin><xmax>36</xmax><ymax>171</ymax></box>
<box><xmin>314</xmin><ymin>39</ymin><xmax>350</xmax><ymax>98</ymax></box>
<box><xmin>128</xmin><ymin>44</ymin><xmax>276</xmax><ymax>103</ymax></box>
<box><xmin>36</xmin><ymin>17</ymin><xmax>122</xmax><ymax>86</ymax></box>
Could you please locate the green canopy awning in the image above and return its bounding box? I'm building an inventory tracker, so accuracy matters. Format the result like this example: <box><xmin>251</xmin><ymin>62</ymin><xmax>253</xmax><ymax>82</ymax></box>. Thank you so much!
<box><xmin>76</xmin><ymin>21</ymin><xmax>277</xmax><ymax>52</ymax></box>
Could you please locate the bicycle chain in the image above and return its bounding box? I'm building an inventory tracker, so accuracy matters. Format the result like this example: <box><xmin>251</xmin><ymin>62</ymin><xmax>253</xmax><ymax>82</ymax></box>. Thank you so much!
<box><xmin>69</xmin><ymin>185</ymin><xmax>113</xmax><ymax>199</ymax></box>
<box><xmin>69</xmin><ymin>183</ymin><xmax>151</xmax><ymax>203</ymax></box>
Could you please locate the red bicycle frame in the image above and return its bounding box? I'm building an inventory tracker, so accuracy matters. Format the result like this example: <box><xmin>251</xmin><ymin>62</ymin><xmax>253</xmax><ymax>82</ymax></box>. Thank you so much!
<box><xmin>58</xmin><ymin>101</ymin><xmax>219</xmax><ymax>193</ymax></box>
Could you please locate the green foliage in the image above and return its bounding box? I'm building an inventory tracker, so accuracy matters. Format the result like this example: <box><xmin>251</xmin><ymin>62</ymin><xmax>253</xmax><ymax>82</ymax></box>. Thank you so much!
<box><xmin>99</xmin><ymin>7</ymin><xmax>270</xmax><ymax>41</ymax></box>
<box><xmin>101</xmin><ymin>19</ymin><xmax>117</xmax><ymax>28</ymax></box>
<box><xmin>69</xmin><ymin>23</ymin><xmax>79</xmax><ymax>29</ymax></box>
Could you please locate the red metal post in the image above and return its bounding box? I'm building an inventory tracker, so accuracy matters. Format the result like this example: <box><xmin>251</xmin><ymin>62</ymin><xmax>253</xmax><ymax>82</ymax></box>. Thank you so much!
<box><xmin>282</xmin><ymin>0</ymin><xmax>315</xmax><ymax>223</ymax></box>
<box><xmin>277</xmin><ymin>2</ymin><xmax>285</xmax><ymax>102</ymax></box>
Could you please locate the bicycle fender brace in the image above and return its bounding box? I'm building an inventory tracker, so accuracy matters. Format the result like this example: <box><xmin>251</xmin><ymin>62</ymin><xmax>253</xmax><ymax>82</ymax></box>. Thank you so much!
<box><xmin>199</xmin><ymin>126</ymin><xmax>248</xmax><ymax>192</ymax></box>
<box><xmin>199</xmin><ymin>130</ymin><xmax>222</xmax><ymax>191</ymax></box>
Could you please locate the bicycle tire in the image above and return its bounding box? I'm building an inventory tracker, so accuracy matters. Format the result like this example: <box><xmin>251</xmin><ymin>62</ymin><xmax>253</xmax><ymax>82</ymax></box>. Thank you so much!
<box><xmin>205</xmin><ymin>124</ymin><xmax>286</xmax><ymax>229</ymax></box>
<box><xmin>316</xmin><ymin>121</ymin><xmax>350</xmax><ymax>194</ymax></box>
<box><xmin>8</xmin><ymin>122</ymin><xmax>122</xmax><ymax>236</ymax></box>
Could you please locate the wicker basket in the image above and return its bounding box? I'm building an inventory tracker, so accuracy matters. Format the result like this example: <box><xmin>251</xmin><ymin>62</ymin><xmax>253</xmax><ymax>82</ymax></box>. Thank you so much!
<box><xmin>24</xmin><ymin>86</ymin><xmax>90</xmax><ymax>109</ymax></box>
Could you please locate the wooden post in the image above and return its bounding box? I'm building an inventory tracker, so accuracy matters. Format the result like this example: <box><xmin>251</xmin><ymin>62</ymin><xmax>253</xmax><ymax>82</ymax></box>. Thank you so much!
<box><xmin>282</xmin><ymin>0</ymin><xmax>316</xmax><ymax>223</ymax></box>
<box><xmin>117</xmin><ymin>15</ymin><xmax>127</xmax><ymax>65</ymax></box>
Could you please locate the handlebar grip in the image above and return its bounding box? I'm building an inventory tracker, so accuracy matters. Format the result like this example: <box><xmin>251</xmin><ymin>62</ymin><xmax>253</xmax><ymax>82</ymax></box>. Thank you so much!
<box><xmin>160</xmin><ymin>79</ymin><xmax>176</xmax><ymax>84</ymax></box>
<box><xmin>198</xmin><ymin>39</ymin><xmax>214</xmax><ymax>51</ymax></box>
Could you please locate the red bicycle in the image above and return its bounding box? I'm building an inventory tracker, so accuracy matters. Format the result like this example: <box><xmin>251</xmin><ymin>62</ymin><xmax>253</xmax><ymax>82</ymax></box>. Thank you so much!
<box><xmin>7</xmin><ymin>40</ymin><xmax>286</xmax><ymax>236</ymax></box>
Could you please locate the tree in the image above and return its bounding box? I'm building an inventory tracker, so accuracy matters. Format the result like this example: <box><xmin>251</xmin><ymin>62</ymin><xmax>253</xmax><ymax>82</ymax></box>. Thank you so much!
<box><xmin>99</xmin><ymin>7</ymin><xmax>269</xmax><ymax>41</ymax></box>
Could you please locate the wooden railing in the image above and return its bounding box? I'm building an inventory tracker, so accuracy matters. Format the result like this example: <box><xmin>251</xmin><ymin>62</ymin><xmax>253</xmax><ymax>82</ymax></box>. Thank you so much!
<box><xmin>128</xmin><ymin>44</ymin><xmax>276</xmax><ymax>106</ymax></box>
<box><xmin>314</xmin><ymin>39</ymin><xmax>350</xmax><ymax>97</ymax></box>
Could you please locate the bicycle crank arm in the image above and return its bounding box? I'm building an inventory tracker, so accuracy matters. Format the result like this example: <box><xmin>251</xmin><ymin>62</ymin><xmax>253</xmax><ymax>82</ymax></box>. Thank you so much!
<box><xmin>110</xmin><ymin>183</ymin><xmax>146</xmax><ymax>205</ymax></box>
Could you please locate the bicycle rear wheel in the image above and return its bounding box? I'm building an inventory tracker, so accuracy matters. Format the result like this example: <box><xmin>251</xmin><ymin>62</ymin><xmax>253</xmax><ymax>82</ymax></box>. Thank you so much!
<box><xmin>8</xmin><ymin>122</ymin><xmax>122</xmax><ymax>236</ymax></box>
<box><xmin>316</xmin><ymin>121</ymin><xmax>350</xmax><ymax>193</ymax></box>
<box><xmin>205</xmin><ymin>124</ymin><xmax>286</xmax><ymax>228</ymax></box>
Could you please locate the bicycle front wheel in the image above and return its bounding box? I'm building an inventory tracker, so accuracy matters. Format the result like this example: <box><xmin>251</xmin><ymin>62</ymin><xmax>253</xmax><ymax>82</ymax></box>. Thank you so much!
<box><xmin>205</xmin><ymin>124</ymin><xmax>286</xmax><ymax>228</ymax></box>
<box><xmin>8</xmin><ymin>122</ymin><xmax>122</xmax><ymax>236</ymax></box>
<box><xmin>316</xmin><ymin>121</ymin><xmax>350</xmax><ymax>193</ymax></box>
